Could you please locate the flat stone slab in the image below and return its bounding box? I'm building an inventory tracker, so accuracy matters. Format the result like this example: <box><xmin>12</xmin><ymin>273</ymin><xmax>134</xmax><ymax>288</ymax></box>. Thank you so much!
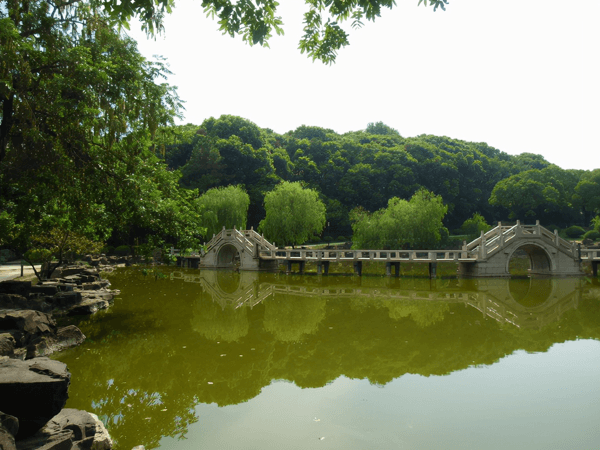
<box><xmin>0</xmin><ymin>358</ymin><xmax>70</xmax><ymax>439</ymax></box>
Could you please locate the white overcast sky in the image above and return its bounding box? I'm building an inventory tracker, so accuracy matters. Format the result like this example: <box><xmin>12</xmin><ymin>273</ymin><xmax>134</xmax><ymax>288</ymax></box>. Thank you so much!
<box><xmin>128</xmin><ymin>0</ymin><xmax>599</xmax><ymax>171</ymax></box>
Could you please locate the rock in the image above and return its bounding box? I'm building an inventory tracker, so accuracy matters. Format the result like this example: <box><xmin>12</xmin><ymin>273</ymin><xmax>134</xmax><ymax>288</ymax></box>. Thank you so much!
<box><xmin>0</xmin><ymin>310</ymin><xmax>57</xmax><ymax>348</ymax></box>
<box><xmin>50</xmin><ymin>268</ymin><xmax>85</xmax><ymax>279</ymax></box>
<box><xmin>0</xmin><ymin>333</ymin><xmax>16</xmax><ymax>358</ymax></box>
<box><xmin>0</xmin><ymin>411</ymin><xmax>19</xmax><ymax>450</ymax></box>
<box><xmin>29</xmin><ymin>326</ymin><xmax>86</xmax><ymax>358</ymax></box>
<box><xmin>29</xmin><ymin>285</ymin><xmax>60</xmax><ymax>296</ymax></box>
<box><xmin>15</xmin><ymin>429</ymin><xmax>74</xmax><ymax>450</ymax></box>
<box><xmin>50</xmin><ymin>293</ymin><xmax>83</xmax><ymax>308</ymax></box>
<box><xmin>66</xmin><ymin>291</ymin><xmax>113</xmax><ymax>316</ymax></box>
<box><xmin>39</xmin><ymin>282</ymin><xmax>75</xmax><ymax>292</ymax></box>
<box><xmin>0</xmin><ymin>282</ymin><xmax>31</xmax><ymax>298</ymax></box>
<box><xmin>0</xmin><ymin>358</ymin><xmax>70</xmax><ymax>439</ymax></box>
<box><xmin>88</xmin><ymin>413</ymin><xmax>112</xmax><ymax>450</ymax></box>
<box><xmin>1</xmin><ymin>294</ymin><xmax>52</xmax><ymax>313</ymax></box>
<box><xmin>80</xmin><ymin>283</ymin><xmax>101</xmax><ymax>291</ymax></box>
<box><xmin>16</xmin><ymin>409</ymin><xmax>112</xmax><ymax>450</ymax></box>
<box><xmin>131</xmin><ymin>446</ymin><xmax>145</xmax><ymax>450</ymax></box>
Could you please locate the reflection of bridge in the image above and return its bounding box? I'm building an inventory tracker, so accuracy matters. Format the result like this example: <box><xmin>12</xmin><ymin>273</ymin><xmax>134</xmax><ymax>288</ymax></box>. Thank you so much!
<box><xmin>170</xmin><ymin>270</ymin><xmax>583</xmax><ymax>330</ymax></box>
<box><xmin>187</xmin><ymin>222</ymin><xmax>600</xmax><ymax>277</ymax></box>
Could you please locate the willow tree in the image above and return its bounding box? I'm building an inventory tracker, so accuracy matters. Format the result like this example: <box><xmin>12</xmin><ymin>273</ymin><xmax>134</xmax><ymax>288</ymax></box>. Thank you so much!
<box><xmin>196</xmin><ymin>185</ymin><xmax>250</xmax><ymax>238</ymax></box>
<box><xmin>351</xmin><ymin>188</ymin><xmax>448</xmax><ymax>249</ymax></box>
<box><xmin>258</xmin><ymin>181</ymin><xmax>326</xmax><ymax>247</ymax></box>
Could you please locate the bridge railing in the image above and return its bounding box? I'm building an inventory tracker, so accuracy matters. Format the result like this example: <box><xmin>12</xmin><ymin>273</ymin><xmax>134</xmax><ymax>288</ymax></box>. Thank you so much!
<box><xmin>258</xmin><ymin>248</ymin><xmax>476</xmax><ymax>262</ymax></box>
<box><xmin>203</xmin><ymin>227</ymin><xmax>278</xmax><ymax>257</ymax></box>
<box><xmin>466</xmin><ymin>222</ymin><xmax>577</xmax><ymax>260</ymax></box>
<box><xmin>581</xmin><ymin>249</ymin><xmax>600</xmax><ymax>261</ymax></box>
<box><xmin>241</xmin><ymin>228</ymin><xmax>277</xmax><ymax>252</ymax></box>
<box><xmin>233</xmin><ymin>228</ymin><xmax>256</xmax><ymax>254</ymax></box>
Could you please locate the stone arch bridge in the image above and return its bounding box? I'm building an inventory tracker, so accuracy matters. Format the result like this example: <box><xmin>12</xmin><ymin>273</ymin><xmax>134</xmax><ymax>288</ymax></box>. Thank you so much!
<box><xmin>177</xmin><ymin>222</ymin><xmax>599</xmax><ymax>277</ymax></box>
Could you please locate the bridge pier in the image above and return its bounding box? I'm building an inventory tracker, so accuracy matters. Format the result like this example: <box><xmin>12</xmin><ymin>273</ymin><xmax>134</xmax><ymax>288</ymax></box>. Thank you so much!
<box><xmin>593</xmin><ymin>261</ymin><xmax>598</xmax><ymax>277</ymax></box>
<box><xmin>386</xmin><ymin>262</ymin><xmax>400</xmax><ymax>277</ymax></box>
<box><xmin>317</xmin><ymin>261</ymin><xmax>330</xmax><ymax>275</ymax></box>
<box><xmin>285</xmin><ymin>260</ymin><xmax>305</xmax><ymax>274</ymax></box>
<box><xmin>429</xmin><ymin>262</ymin><xmax>437</xmax><ymax>279</ymax></box>
<box><xmin>354</xmin><ymin>261</ymin><xmax>362</xmax><ymax>276</ymax></box>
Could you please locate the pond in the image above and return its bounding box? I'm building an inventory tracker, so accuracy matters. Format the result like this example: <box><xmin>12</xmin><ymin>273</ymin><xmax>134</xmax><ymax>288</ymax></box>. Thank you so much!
<box><xmin>53</xmin><ymin>268</ymin><xmax>600</xmax><ymax>450</ymax></box>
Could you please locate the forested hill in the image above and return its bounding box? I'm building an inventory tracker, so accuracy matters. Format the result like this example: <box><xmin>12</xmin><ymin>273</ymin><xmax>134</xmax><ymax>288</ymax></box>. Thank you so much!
<box><xmin>157</xmin><ymin>115</ymin><xmax>594</xmax><ymax>236</ymax></box>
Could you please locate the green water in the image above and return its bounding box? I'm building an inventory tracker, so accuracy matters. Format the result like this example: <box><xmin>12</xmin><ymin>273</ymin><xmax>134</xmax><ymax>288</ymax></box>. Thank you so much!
<box><xmin>53</xmin><ymin>268</ymin><xmax>600</xmax><ymax>450</ymax></box>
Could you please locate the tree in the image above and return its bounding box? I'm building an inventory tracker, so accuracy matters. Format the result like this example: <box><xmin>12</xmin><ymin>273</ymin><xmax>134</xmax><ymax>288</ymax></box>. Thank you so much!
<box><xmin>196</xmin><ymin>185</ymin><xmax>250</xmax><ymax>238</ymax></box>
<box><xmin>1</xmin><ymin>0</ymin><xmax>204</xmax><ymax>262</ymax></box>
<box><xmin>489</xmin><ymin>167</ymin><xmax>578</xmax><ymax>225</ymax></box>
<box><xmin>366</xmin><ymin>122</ymin><xmax>401</xmax><ymax>136</ymax></box>
<box><xmin>24</xmin><ymin>229</ymin><xmax>104</xmax><ymax>280</ymax></box>
<box><xmin>573</xmin><ymin>170</ymin><xmax>600</xmax><ymax>224</ymax></box>
<box><xmin>460</xmin><ymin>213</ymin><xmax>492</xmax><ymax>242</ymax></box>
<box><xmin>47</xmin><ymin>0</ymin><xmax>449</xmax><ymax>64</ymax></box>
<box><xmin>258</xmin><ymin>181</ymin><xmax>326</xmax><ymax>246</ymax></box>
<box><xmin>351</xmin><ymin>188</ymin><xmax>448</xmax><ymax>249</ymax></box>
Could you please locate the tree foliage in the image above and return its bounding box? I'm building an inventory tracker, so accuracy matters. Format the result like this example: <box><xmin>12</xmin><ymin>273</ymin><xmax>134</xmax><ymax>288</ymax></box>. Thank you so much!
<box><xmin>196</xmin><ymin>185</ymin><xmax>250</xmax><ymax>238</ymax></box>
<box><xmin>461</xmin><ymin>213</ymin><xmax>492</xmax><ymax>241</ymax></box>
<box><xmin>0</xmin><ymin>0</ymin><xmax>204</xmax><ymax>260</ymax></box>
<box><xmin>351</xmin><ymin>188</ymin><xmax>448</xmax><ymax>249</ymax></box>
<box><xmin>24</xmin><ymin>229</ymin><xmax>104</xmax><ymax>280</ymax></box>
<box><xmin>258</xmin><ymin>181</ymin><xmax>326</xmax><ymax>246</ymax></box>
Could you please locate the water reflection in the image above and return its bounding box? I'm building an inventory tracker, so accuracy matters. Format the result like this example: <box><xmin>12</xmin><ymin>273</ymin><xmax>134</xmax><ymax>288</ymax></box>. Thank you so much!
<box><xmin>54</xmin><ymin>269</ymin><xmax>600</xmax><ymax>450</ymax></box>
<box><xmin>182</xmin><ymin>270</ymin><xmax>583</xmax><ymax>330</ymax></box>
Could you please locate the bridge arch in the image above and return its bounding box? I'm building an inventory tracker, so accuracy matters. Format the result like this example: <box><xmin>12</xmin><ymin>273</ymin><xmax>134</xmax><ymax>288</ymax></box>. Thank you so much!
<box><xmin>216</xmin><ymin>243</ymin><xmax>241</xmax><ymax>268</ymax></box>
<box><xmin>506</xmin><ymin>242</ymin><xmax>553</xmax><ymax>276</ymax></box>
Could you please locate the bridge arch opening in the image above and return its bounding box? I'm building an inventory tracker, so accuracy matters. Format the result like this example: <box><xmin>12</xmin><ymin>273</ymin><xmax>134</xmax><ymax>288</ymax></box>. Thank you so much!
<box><xmin>217</xmin><ymin>244</ymin><xmax>241</xmax><ymax>268</ymax></box>
<box><xmin>507</xmin><ymin>244</ymin><xmax>552</xmax><ymax>276</ymax></box>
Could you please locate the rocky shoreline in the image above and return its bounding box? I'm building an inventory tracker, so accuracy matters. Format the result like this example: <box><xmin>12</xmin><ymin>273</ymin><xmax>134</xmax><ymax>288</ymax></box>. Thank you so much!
<box><xmin>0</xmin><ymin>264</ymin><xmax>121</xmax><ymax>450</ymax></box>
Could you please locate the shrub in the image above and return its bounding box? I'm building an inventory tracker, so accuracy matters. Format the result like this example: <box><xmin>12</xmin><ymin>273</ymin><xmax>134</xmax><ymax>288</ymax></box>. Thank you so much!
<box><xmin>337</xmin><ymin>236</ymin><xmax>347</xmax><ymax>242</ymax></box>
<box><xmin>583</xmin><ymin>230</ymin><xmax>600</xmax><ymax>241</ymax></box>
<box><xmin>564</xmin><ymin>226</ymin><xmax>585</xmax><ymax>238</ymax></box>
<box><xmin>308</xmin><ymin>236</ymin><xmax>321</xmax><ymax>243</ymax></box>
<box><xmin>114</xmin><ymin>245</ymin><xmax>132</xmax><ymax>256</ymax></box>
<box><xmin>323</xmin><ymin>236</ymin><xmax>333</xmax><ymax>243</ymax></box>
<box><xmin>102</xmin><ymin>246</ymin><xmax>115</xmax><ymax>255</ymax></box>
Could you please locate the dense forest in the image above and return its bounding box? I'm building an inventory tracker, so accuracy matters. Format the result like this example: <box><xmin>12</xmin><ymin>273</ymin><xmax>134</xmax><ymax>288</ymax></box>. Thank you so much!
<box><xmin>155</xmin><ymin>115</ymin><xmax>599</xmax><ymax>240</ymax></box>
<box><xmin>2</xmin><ymin>0</ymin><xmax>600</xmax><ymax>260</ymax></box>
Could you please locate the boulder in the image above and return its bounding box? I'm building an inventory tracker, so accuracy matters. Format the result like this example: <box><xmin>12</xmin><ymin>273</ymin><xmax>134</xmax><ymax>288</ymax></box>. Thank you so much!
<box><xmin>1</xmin><ymin>294</ymin><xmax>52</xmax><ymax>313</ymax></box>
<box><xmin>81</xmin><ymin>283</ymin><xmax>101</xmax><ymax>291</ymax></box>
<box><xmin>49</xmin><ymin>268</ymin><xmax>86</xmax><ymax>279</ymax></box>
<box><xmin>0</xmin><ymin>282</ymin><xmax>31</xmax><ymax>298</ymax></box>
<box><xmin>16</xmin><ymin>429</ymin><xmax>74</xmax><ymax>450</ymax></box>
<box><xmin>0</xmin><ymin>411</ymin><xmax>19</xmax><ymax>450</ymax></box>
<box><xmin>66</xmin><ymin>291</ymin><xmax>114</xmax><ymax>316</ymax></box>
<box><xmin>0</xmin><ymin>310</ymin><xmax>57</xmax><ymax>348</ymax></box>
<box><xmin>0</xmin><ymin>358</ymin><xmax>70</xmax><ymax>438</ymax></box>
<box><xmin>15</xmin><ymin>409</ymin><xmax>112</xmax><ymax>450</ymax></box>
<box><xmin>29</xmin><ymin>285</ymin><xmax>60</xmax><ymax>296</ymax></box>
<box><xmin>0</xmin><ymin>333</ymin><xmax>16</xmax><ymax>358</ymax></box>
<box><xmin>28</xmin><ymin>326</ymin><xmax>86</xmax><ymax>359</ymax></box>
<box><xmin>50</xmin><ymin>293</ymin><xmax>83</xmax><ymax>308</ymax></box>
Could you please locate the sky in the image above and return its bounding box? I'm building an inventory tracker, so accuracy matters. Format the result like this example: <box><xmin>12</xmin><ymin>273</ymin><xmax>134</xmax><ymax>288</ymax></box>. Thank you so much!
<box><xmin>128</xmin><ymin>0</ymin><xmax>599</xmax><ymax>171</ymax></box>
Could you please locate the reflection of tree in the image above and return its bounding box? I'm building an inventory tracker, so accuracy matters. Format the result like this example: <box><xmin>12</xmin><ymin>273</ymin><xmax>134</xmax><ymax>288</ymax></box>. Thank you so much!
<box><xmin>192</xmin><ymin>297</ymin><xmax>249</xmax><ymax>342</ymax></box>
<box><xmin>263</xmin><ymin>294</ymin><xmax>326</xmax><ymax>342</ymax></box>
<box><xmin>383</xmin><ymin>300</ymin><xmax>449</xmax><ymax>327</ymax></box>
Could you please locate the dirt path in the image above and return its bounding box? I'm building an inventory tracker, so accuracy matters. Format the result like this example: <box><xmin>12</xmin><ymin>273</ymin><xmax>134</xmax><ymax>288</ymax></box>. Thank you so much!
<box><xmin>0</xmin><ymin>262</ymin><xmax>40</xmax><ymax>282</ymax></box>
